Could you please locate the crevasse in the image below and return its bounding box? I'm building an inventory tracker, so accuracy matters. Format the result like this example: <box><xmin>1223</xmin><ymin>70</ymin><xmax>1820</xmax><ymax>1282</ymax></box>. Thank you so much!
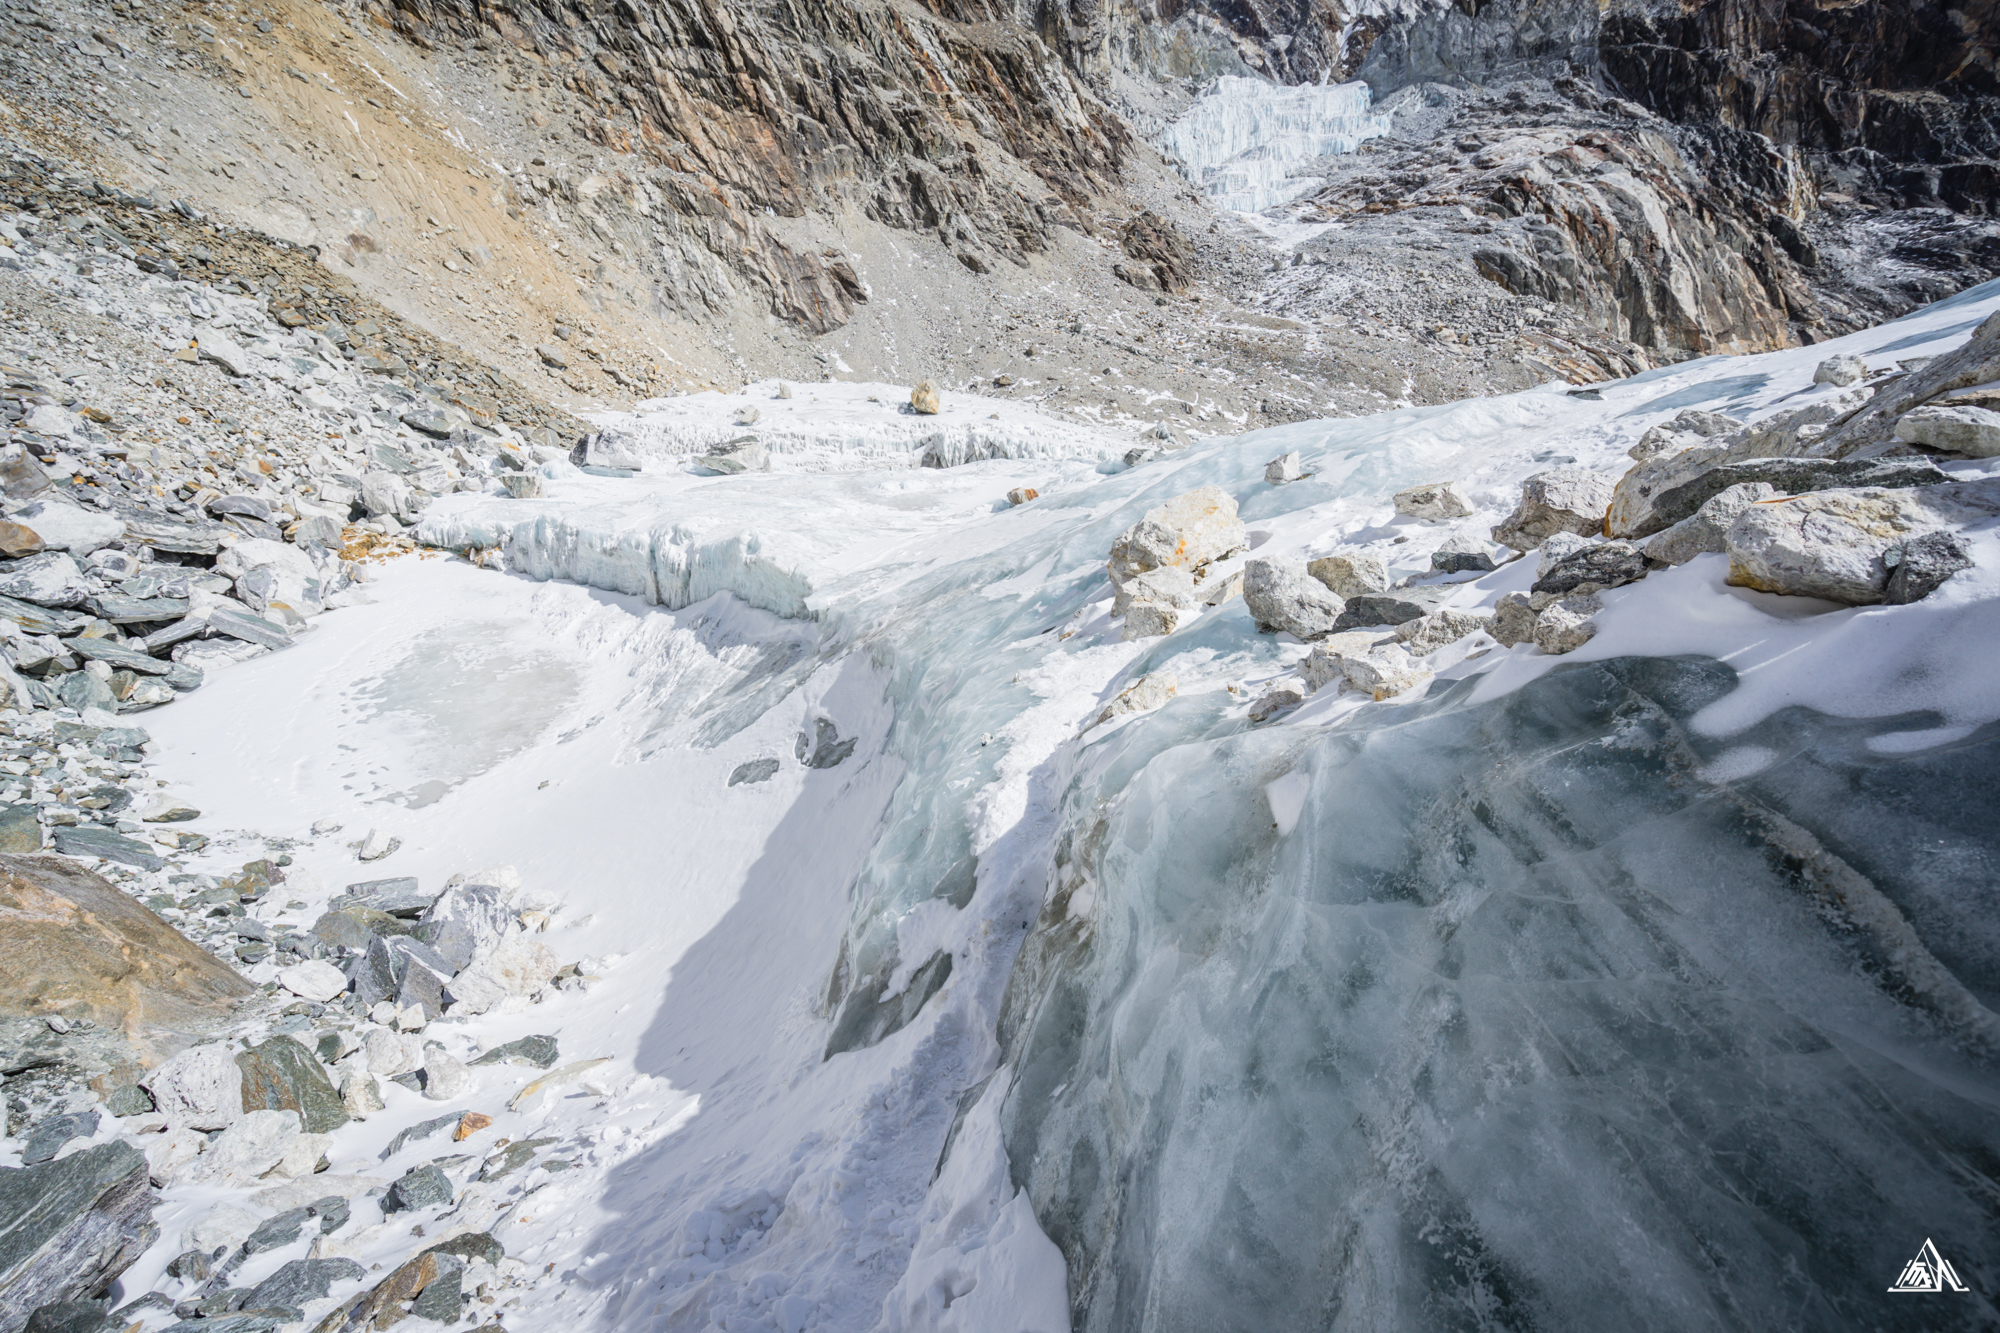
<box><xmin>1163</xmin><ymin>76</ymin><xmax>1391</xmax><ymax>213</ymax></box>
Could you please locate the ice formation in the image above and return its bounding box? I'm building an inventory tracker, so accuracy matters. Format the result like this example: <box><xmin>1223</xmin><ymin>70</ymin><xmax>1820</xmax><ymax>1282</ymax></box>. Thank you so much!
<box><xmin>152</xmin><ymin>280</ymin><xmax>2000</xmax><ymax>1332</ymax></box>
<box><xmin>1163</xmin><ymin>76</ymin><xmax>1392</xmax><ymax>213</ymax></box>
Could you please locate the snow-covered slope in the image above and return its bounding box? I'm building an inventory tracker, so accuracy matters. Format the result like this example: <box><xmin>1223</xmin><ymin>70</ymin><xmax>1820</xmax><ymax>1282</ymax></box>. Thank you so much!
<box><xmin>140</xmin><ymin>281</ymin><xmax>2000</xmax><ymax>1332</ymax></box>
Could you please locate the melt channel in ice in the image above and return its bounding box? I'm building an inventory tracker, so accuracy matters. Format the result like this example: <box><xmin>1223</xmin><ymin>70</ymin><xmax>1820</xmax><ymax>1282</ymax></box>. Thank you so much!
<box><xmin>1162</xmin><ymin>75</ymin><xmax>1391</xmax><ymax>213</ymax></box>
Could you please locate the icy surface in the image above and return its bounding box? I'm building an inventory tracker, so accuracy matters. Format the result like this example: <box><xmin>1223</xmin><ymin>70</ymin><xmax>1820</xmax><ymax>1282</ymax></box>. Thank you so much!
<box><xmin>144</xmin><ymin>280</ymin><xmax>2000</xmax><ymax>1333</ymax></box>
<box><xmin>1163</xmin><ymin>77</ymin><xmax>1391</xmax><ymax>213</ymax></box>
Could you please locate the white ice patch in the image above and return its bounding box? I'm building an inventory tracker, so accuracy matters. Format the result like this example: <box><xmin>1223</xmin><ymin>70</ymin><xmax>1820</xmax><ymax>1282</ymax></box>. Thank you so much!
<box><xmin>1162</xmin><ymin>76</ymin><xmax>1390</xmax><ymax>213</ymax></box>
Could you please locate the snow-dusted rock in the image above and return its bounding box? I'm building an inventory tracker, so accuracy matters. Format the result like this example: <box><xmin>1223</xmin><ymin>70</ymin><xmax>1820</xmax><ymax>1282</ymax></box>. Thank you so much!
<box><xmin>1243</xmin><ymin>557</ymin><xmax>1346</xmax><ymax>638</ymax></box>
<box><xmin>1813</xmin><ymin>354</ymin><xmax>1866</xmax><ymax>387</ymax></box>
<box><xmin>1885</xmin><ymin>531</ymin><xmax>1975</xmax><ymax>604</ymax></box>
<box><xmin>278</xmin><ymin>959</ymin><xmax>348</xmax><ymax>1003</ymax></box>
<box><xmin>359</xmin><ymin>471</ymin><xmax>414</xmax><ymax>521</ymax></box>
<box><xmin>141</xmin><ymin>1042</ymin><xmax>243</xmax><ymax>1132</ymax></box>
<box><xmin>1264</xmin><ymin>452</ymin><xmax>1304</xmax><ymax>484</ymax></box>
<box><xmin>357</xmin><ymin>828</ymin><xmax>398</xmax><ymax>861</ymax></box>
<box><xmin>184</xmin><ymin>1203</ymin><xmax>260</xmax><ymax>1256</ymax></box>
<box><xmin>268</xmin><ymin>1132</ymin><xmax>332</xmax><ymax>1180</ymax></box>
<box><xmin>1093</xmin><ymin>672</ymin><xmax>1177</xmax><ymax>726</ymax></box>
<box><xmin>446</xmin><ymin>936</ymin><xmax>561</xmax><ymax>1015</ymax></box>
<box><xmin>1492</xmin><ymin>470</ymin><xmax>1613</xmax><ymax>549</ymax></box>
<box><xmin>1106</xmin><ymin>486</ymin><xmax>1246</xmax><ymax>590</ymax></box>
<box><xmin>197</xmin><ymin>333</ymin><xmax>254</xmax><ymax>377</ymax></box>
<box><xmin>1724</xmin><ymin>481</ymin><xmax>2000</xmax><ymax>603</ymax></box>
<box><xmin>1609</xmin><ymin>451</ymin><xmax>1944</xmax><ymax>539</ymax></box>
<box><xmin>9</xmin><ymin>500</ymin><xmax>122</xmax><ymax>555</ymax></box>
<box><xmin>1306</xmin><ymin>553</ymin><xmax>1388</xmax><ymax>598</ymax></box>
<box><xmin>339</xmin><ymin>1067</ymin><xmax>384</xmax><ymax>1119</ymax></box>
<box><xmin>1430</xmin><ymin>533</ymin><xmax>1498</xmax><ymax>573</ymax></box>
<box><xmin>702</xmin><ymin>438</ymin><xmax>768</xmax><ymax>473</ymax></box>
<box><xmin>1299</xmin><ymin>632</ymin><xmax>1391</xmax><ymax>691</ymax></box>
<box><xmin>1491</xmin><ymin>592</ymin><xmax>1538</xmax><ymax>646</ymax></box>
<box><xmin>1643</xmin><ymin>482</ymin><xmax>1778</xmax><ymax>566</ymax></box>
<box><xmin>364</xmin><ymin>1027</ymin><xmax>422</xmax><ymax>1078</ymax></box>
<box><xmin>421</xmin><ymin>1052</ymin><xmax>474</xmax><ymax>1102</ymax></box>
<box><xmin>420</xmin><ymin>882</ymin><xmax>516</xmax><ymax>972</ymax></box>
<box><xmin>1534</xmin><ymin>531</ymin><xmax>1599</xmax><ymax>578</ymax></box>
<box><xmin>1393</xmin><ymin>608</ymin><xmax>1492</xmax><ymax>655</ymax></box>
<box><xmin>1392</xmin><ymin>480</ymin><xmax>1473</xmax><ymax>521</ymax></box>
<box><xmin>190</xmin><ymin>1109</ymin><xmax>300</xmax><ymax>1185</ymax></box>
<box><xmin>1531</xmin><ymin>540</ymin><xmax>1648</xmax><ymax>595</ymax></box>
<box><xmin>1341</xmin><ymin>646</ymin><xmax>1432</xmax><ymax>700</ymax></box>
<box><xmin>1112</xmin><ymin>565</ymin><xmax>1197</xmax><ymax>617</ymax></box>
<box><xmin>1533</xmin><ymin>594</ymin><xmax>1601</xmax><ymax>654</ymax></box>
<box><xmin>216</xmin><ymin>537</ymin><xmax>323</xmax><ymax>617</ymax></box>
<box><xmin>0</xmin><ymin>551</ymin><xmax>88</xmax><ymax>607</ymax></box>
<box><xmin>1895</xmin><ymin>404</ymin><xmax>2000</xmax><ymax>457</ymax></box>
<box><xmin>1121</xmin><ymin>602</ymin><xmax>1183</xmax><ymax>640</ymax></box>
<box><xmin>1248</xmin><ymin>686</ymin><xmax>1304</xmax><ymax>721</ymax></box>
<box><xmin>1629</xmin><ymin>409</ymin><xmax>1741</xmax><ymax>462</ymax></box>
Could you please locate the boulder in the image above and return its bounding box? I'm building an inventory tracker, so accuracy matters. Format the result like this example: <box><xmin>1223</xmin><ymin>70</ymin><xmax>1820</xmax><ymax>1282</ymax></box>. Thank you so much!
<box><xmin>1885</xmin><ymin>531</ymin><xmax>1975</xmax><ymax>605</ymax></box>
<box><xmin>141</xmin><ymin>1044</ymin><xmax>243</xmax><ymax>1133</ymax></box>
<box><xmin>1112</xmin><ymin>565</ymin><xmax>1196</xmax><ymax>618</ymax></box>
<box><xmin>1492</xmin><ymin>470</ymin><xmax>1613</xmax><ymax>550</ymax></box>
<box><xmin>1242</xmin><ymin>558</ymin><xmax>1346</xmax><ymax>639</ymax></box>
<box><xmin>1306</xmin><ymin>553</ymin><xmax>1388</xmax><ymax>598</ymax></box>
<box><xmin>1333</xmin><ymin>589</ymin><xmax>1445</xmax><ymax>632</ymax></box>
<box><xmin>1810</xmin><ymin>310</ymin><xmax>2000</xmax><ymax>457</ymax></box>
<box><xmin>334</xmin><ymin>877</ymin><xmax>434</xmax><ymax>918</ymax></box>
<box><xmin>1006</xmin><ymin>488</ymin><xmax>1038</xmax><ymax>506</ymax></box>
<box><xmin>1628</xmin><ymin>409</ymin><xmax>1741</xmax><ymax>462</ymax></box>
<box><xmin>245</xmin><ymin>1258</ymin><xmax>365</xmax><ymax>1313</ymax></box>
<box><xmin>1812</xmin><ymin>354</ymin><xmax>1866</xmax><ymax>387</ymax></box>
<box><xmin>0</xmin><ymin>553</ymin><xmax>88</xmax><ymax>609</ymax></box>
<box><xmin>1611</xmin><ymin>456</ymin><xmax>1948</xmax><ymax>538</ymax></box>
<box><xmin>500</xmin><ymin>474</ymin><xmax>543</xmax><ymax>499</ymax></box>
<box><xmin>910</xmin><ymin>381</ymin><xmax>941</xmax><ymax>415</ymax></box>
<box><xmin>1393</xmin><ymin>608</ymin><xmax>1493</xmax><ymax>656</ymax></box>
<box><xmin>1248</xmin><ymin>687</ymin><xmax>1304</xmax><ymax>722</ymax></box>
<box><xmin>444</xmin><ymin>936</ymin><xmax>560</xmax><ymax>1016</ymax></box>
<box><xmin>1340</xmin><ymin>649</ymin><xmax>1433</xmax><ymax>701</ymax></box>
<box><xmin>1724</xmin><ymin>480</ymin><xmax>2000</xmax><ymax>604</ymax></box>
<box><xmin>1531</xmin><ymin>540</ymin><xmax>1649</xmax><ymax>595</ymax></box>
<box><xmin>1299</xmin><ymin>632</ymin><xmax>1393</xmax><ymax>692</ymax></box>
<box><xmin>1534</xmin><ymin>531</ymin><xmax>1600</xmax><ymax>578</ymax></box>
<box><xmin>363</xmin><ymin>1028</ymin><xmax>421</xmax><ymax>1079</ymax></box>
<box><xmin>1121</xmin><ymin>602</ymin><xmax>1184</xmax><ymax>640</ymax></box>
<box><xmin>189</xmin><ymin>1110</ymin><xmax>300</xmax><ymax>1186</ymax></box>
<box><xmin>346</xmin><ymin>935</ymin><xmax>456</xmax><ymax>1017</ymax></box>
<box><xmin>1106</xmin><ymin>487</ymin><xmax>1246</xmax><ymax>592</ymax></box>
<box><xmin>1264</xmin><ymin>452</ymin><xmax>1304</xmax><ymax>484</ymax></box>
<box><xmin>1092</xmin><ymin>672</ymin><xmax>1177</xmax><ymax>727</ymax></box>
<box><xmin>6</xmin><ymin>502</ymin><xmax>122</xmax><ymax>556</ymax></box>
<box><xmin>416</xmin><ymin>882</ymin><xmax>514</xmax><ymax>973</ymax></box>
<box><xmin>1392</xmin><ymin>481</ymin><xmax>1474</xmax><ymax>521</ymax></box>
<box><xmin>0</xmin><ymin>1143</ymin><xmax>155</xmax><ymax>1332</ymax></box>
<box><xmin>1533</xmin><ymin>594</ymin><xmax>1601</xmax><ymax>655</ymax></box>
<box><xmin>1491</xmin><ymin>592</ymin><xmax>1539</xmax><ymax>647</ymax></box>
<box><xmin>20</xmin><ymin>1112</ymin><xmax>98</xmax><ymax>1167</ymax></box>
<box><xmin>0</xmin><ymin>523</ymin><xmax>45</xmax><ymax>560</ymax></box>
<box><xmin>700</xmin><ymin>438</ymin><xmax>767</xmax><ymax>474</ymax></box>
<box><xmin>1642</xmin><ymin>483</ymin><xmax>1778</xmax><ymax>566</ymax></box>
<box><xmin>236</xmin><ymin>1036</ymin><xmax>349</xmax><ymax>1134</ymax></box>
<box><xmin>276</xmin><ymin>960</ymin><xmax>347</xmax><ymax>1004</ymax></box>
<box><xmin>358</xmin><ymin>472</ymin><xmax>414</xmax><ymax>521</ymax></box>
<box><xmin>1430</xmin><ymin>534</ymin><xmax>1498</xmax><ymax>574</ymax></box>
<box><xmin>470</xmin><ymin>1034</ymin><xmax>560</xmax><ymax>1069</ymax></box>
<box><xmin>383</xmin><ymin>1164</ymin><xmax>452</xmax><ymax>1214</ymax></box>
<box><xmin>0</xmin><ymin>854</ymin><xmax>250</xmax><ymax>1043</ymax></box>
<box><xmin>310</xmin><ymin>905</ymin><xmax>407</xmax><ymax>950</ymax></box>
<box><xmin>419</xmin><ymin>1052</ymin><xmax>473</xmax><ymax>1102</ymax></box>
<box><xmin>1895</xmin><ymin>404</ymin><xmax>2000</xmax><ymax>457</ymax></box>
<box><xmin>339</xmin><ymin>1067</ymin><xmax>384</xmax><ymax>1118</ymax></box>
<box><xmin>214</xmin><ymin>539</ymin><xmax>322</xmax><ymax>618</ymax></box>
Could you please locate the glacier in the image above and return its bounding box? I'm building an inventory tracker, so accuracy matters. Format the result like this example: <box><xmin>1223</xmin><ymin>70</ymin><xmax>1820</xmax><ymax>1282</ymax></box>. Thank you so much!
<box><xmin>1162</xmin><ymin>77</ymin><xmax>1392</xmax><ymax>214</ymax></box>
<box><xmin>142</xmin><ymin>280</ymin><xmax>2000</xmax><ymax>1333</ymax></box>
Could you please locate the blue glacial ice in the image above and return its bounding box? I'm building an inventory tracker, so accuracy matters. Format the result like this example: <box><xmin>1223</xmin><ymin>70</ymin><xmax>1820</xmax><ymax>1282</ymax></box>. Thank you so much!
<box><xmin>1163</xmin><ymin>77</ymin><xmax>1392</xmax><ymax>214</ymax></box>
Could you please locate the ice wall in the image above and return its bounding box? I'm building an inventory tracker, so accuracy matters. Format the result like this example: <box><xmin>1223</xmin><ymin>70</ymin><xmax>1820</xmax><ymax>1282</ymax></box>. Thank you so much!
<box><xmin>1163</xmin><ymin>76</ymin><xmax>1391</xmax><ymax>213</ymax></box>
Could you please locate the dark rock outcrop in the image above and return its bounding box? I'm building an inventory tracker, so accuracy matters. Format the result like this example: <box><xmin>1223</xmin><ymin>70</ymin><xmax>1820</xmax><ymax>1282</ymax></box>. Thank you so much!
<box><xmin>0</xmin><ymin>1143</ymin><xmax>157</xmax><ymax>1333</ymax></box>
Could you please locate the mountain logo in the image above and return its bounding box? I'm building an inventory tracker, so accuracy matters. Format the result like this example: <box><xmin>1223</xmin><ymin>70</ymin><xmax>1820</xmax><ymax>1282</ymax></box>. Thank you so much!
<box><xmin>1888</xmin><ymin>1239</ymin><xmax>1968</xmax><ymax>1293</ymax></box>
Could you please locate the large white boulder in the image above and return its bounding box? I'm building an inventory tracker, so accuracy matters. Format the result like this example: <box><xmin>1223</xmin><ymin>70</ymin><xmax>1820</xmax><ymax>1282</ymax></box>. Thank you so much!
<box><xmin>1492</xmin><ymin>470</ymin><xmax>1613</xmax><ymax>549</ymax></box>
<box><xmin>1895</xmin><ymin>404</ymin><xmax>2000</xmax><ymax>457</ymax></box>
<box><xmin>1242</xmin><ymin>558</ymin><xmax>1345</xmax><ymax>639</ymax></box>
<box><xmin>1106</xmin><ymin>486</ymin><xmax>1246</xmax><ymax>591</ymax></box>
<box><xmin>141</xmin><ymin>1042</ymin><xmax>244</xmax><ymax>1132</ymax></box>
<box><xmin>446</xmin><ymin>936</ymin><xmax>561</xmax><ymax>1016</ymax></box>
<box><xmin>1723</xmin><ymin>479</ymin><xmax>2000</xmax><ymax>604</ymax></box>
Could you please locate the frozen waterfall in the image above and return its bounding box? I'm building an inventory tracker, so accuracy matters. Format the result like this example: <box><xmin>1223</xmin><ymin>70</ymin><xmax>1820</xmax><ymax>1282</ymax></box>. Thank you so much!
<box><xmin>1162</xmin><ymin>76</ymin><xmax>1391</xmax><ymax>213</ymax></box>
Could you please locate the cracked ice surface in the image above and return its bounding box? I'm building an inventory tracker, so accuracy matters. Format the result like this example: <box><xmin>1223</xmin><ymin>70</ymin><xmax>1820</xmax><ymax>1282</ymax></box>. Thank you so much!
<box><xmin>1163</xmin><ymin>76</ymin><xmax>1391</xmax><ymax>213</ymax></box>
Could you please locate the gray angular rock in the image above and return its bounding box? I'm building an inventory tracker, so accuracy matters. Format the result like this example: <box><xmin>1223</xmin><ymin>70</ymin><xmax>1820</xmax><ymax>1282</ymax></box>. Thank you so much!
<box><xmin>1533</xmin><ymin>594</ymin><xmax>1602</xmax><ymax>655</ymax></box>
<box><xmin>470</xmin><ymin>1034</ymin><xmax>560</xmax><ymax>1068</ymax></box>
<box><xmin>1392</xmin><ymin>480</ymin><xmax>1474</xmax><ymax>521</ymax></box>
<box><xmin>382</xmin><ymin>1164</ymin><xmax>452</xmax><ymax>1214</ymax></box>
<box><xmin>47</xmin><ymin>826</ymin><xmax>164</xmax><ymax>871</ymax></box>
<box><xmin>1492</xmin><ymin>470</ymin><xmax>1614</xmax><ymax>550</ymax></box>
<box><xmin>1624</xmin><ymin>457</ymin><xmax>1948</xmax><ymax>539</ymax></box>
<box><xmin>1643</xmin><ymin>483</ymin><xmax>1779</xmax><ymax>566</ymax></box>
<box><xmin>500</xmin><ymin>473</ymin><xmax>543</xmax><ymax>500</ymax></box>
<box><xmin>21</xmin><ymin>1112</ymin><xmax>99</xmax><ymax>1166</ymax></box>
<box><xmin>1333</xmin><ymin>589</ymin><xmax>1445</xmax><ymax>632</ymax></box>
<box><xmin>1532</xmin><ymin>540</ymin><xmax>1650</xmax><ymax>595</ymax></box>
<box><xmin>0</xmin><ymin>553</ymin><xmax>88</xmax><ymax>609</ymax></box>
<box><xmin>417</xmin><ymin>883</ymin><xmax>514</xmax><ymax>973</ymax></box>
<box><xmin>795</xmin><ymin>717</ymin><xmax>857</xmax><ymax>769</ymax></box>
<box><xmin>335</xmin><ymin>877</ymin><xmax>434</xmax><ymax>917</ymax></box>
<box><xmin>1885</xmin><ymin>531</ymin><xmax>1975</xmax><ymax>604</ymax></box>
<box><xmin>1812</xmin><ymin>354</ymin><xmax>1866</xmax><ymax>387</ymax></box>
<box><xmin>1112</xmin><ymin>565</ymin><xmax>1197</xmax><ymax>618</ymax></box>
<box><xmin>244</xmin><ymin>1258</ymin><xmax>364</xmax><ymax>1313</ymax></box>
<box><xmin>1120</xmin><ymin>602</ymin><xmax>1184</xmax><ymax>640</ymax></box>
<box><xmin>22</xmin><ymin>1299</ymin><xmax>111</xmax><ymax>1333</ymax></box>
<box><xmin>1429</xmin><ymin>534</ymin><xmax>1498</xmax><ymax>574</ymax></box>
<box><xmin>700</xmin><ymin>438</ymin><xmax>768</xmax><ymax>474</ymax></box>
<box><xmin>236</xmin><ymin>1036</ymin><xmax>349</xmax><ymax>1135</ymax></box>
<box><xmin>1247</xmin><ymin>686</ymin><xmax>1304</xmax><ymax>722</ymax></box>
<box><xmin>1242</xmin><ymin>558</ymin><xmax>1345</xmax><ymax>639</ymax></box>
<box><xmin>1491</xmin><ymin>592</ymin><xmax>1539</xmax><ymax>647</ymax></box>
<box><xmin>142</xmin><ymin>1044</ymin><xmax>244</xmax><ymax>1133</ymax></box>
<box><xmin>1393</xmin><ymin>609</ymin><xmax>1493</xmax><ymax>656</ymax></box>
<box><xmin>726</xmin><ymin>758</ymin><xmax>780</xmax><ymax>787</ymax></box>
<box><xmin>1306</xmin><ymin>553</ymin><xmax>1389</xmax><ymax>598</ymax></box>
<box><xmin>1264</xmin><ymin>452</ymin><xmax>1304</xmax><ymax>484</ymax></box>
<box><xmin>0</xmin><ymin>1143</ymin><xmax>156</xmax><ymax>1331</ymax></box>
<box><xmin>1895</xmin><ymin>404</ymin><xmax>2000</xmax><ymax>457</ymax></box>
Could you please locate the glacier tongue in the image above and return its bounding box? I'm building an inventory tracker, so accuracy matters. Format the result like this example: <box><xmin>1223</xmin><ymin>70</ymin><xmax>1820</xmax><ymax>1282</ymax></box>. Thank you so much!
<box><xmin>1163</xmin><ymin>76</ymin><xmax>1392</xmax><ymax>213</ymax></box>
